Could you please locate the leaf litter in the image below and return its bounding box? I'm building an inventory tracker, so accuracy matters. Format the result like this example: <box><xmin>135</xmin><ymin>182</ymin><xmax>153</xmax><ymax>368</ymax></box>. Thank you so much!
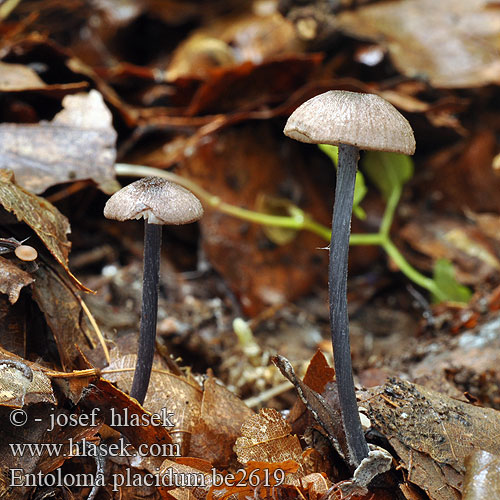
<box><xmin>0</xmin><ymin>1</ymin><xmax>500</xmax><ymax>499</ymax></box>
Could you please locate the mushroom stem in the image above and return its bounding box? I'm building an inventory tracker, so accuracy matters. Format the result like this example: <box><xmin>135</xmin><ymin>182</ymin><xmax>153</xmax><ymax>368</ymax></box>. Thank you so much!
<box><xmin>329</xmin><ymin>143</ymin><xmax>369</xmax><ymax>468</ymax></box>
<box><xmin>130</xmin><ymin>220</ymin><xmax>162</xmax><ymax>405</ymax></box>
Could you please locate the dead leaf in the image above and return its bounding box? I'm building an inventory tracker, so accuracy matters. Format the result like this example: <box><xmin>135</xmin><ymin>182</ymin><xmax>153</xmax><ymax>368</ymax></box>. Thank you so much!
<box><xmin>363</xmin><ymin>378</ymin><xmax>500</xmax><ymax>499</ymax></box>
<box><xmin>0</xmin><ymin>255</ymin><xmax>34</xmax><ymax>304</ymax></box>
<box><xmin>190</xmin><ymin>376</ymin><xmax>254</xmax><ymax>467</ymax></box>
<box><xmin>0</xmin><ymin>61</ymin><xmax>88</xmax><ymax>94</ymax></box>
<box><xmin>0</xmin><ymin>351</ymin><xmax>55</xmax><ymax>408</ymax></box>
<box><xmin>0</xmin><ymin>90</ymin><xmax>118</xmax><ymax>194</ymax></box>
<box><xmin>337</xmin><ymin>0</ymin><xmax>500</xmax><ymax>88</ymax></box>
<box><xmin>301</xmin><ymin>472</ymin><xmax>332</xmax><ymax>500</ymax></box>
<box><xmin>103</xmin><ymin>342</ymin><xmax>203</xmax><ymax>456</ymax></box>
<box><xmin>31</xmin><ymin>262</ymin><xmax>98</xmax><ymax>370</ymax></box>
<box><xmin>0</xmin><ymin>169</ymin><xmax>89</xmax><ymax>291</ymax></box>
<box><xmin>235</xmin><ymin>408</ymin><xmax>305</xmax><ymax>485</ymax></box>
<box><xmin>182</xmin><ymin>122</ymin><xmax>330</xmax><ymax>315</ymax></box>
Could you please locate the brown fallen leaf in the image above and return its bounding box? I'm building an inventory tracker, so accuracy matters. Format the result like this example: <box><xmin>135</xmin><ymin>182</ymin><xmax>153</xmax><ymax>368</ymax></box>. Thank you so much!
<box><xmin>103</xmin><ymin>342</ymin><xmax>203</xmax><ymax>456</ymax></box>
<box><xmin>0</xmin><ymin>90</ymin><xmax>118</xmax><ymax>195</ymax></box>
<box><xmin>235</xmin><ymin>408</ymin><xmax>305</xmax><ymax>485</ymax></box>
<box><xmin>0</xmin><ymin>169</ymin><xmax>89</xmax><ymax>291</ymax></box>
<box><xmin>463</xmin><ymin>450</ymin><xmax>500</xmax><ymax>499</ymax></box>
<box><xmin>0</xmin><ymin>61</ymin><xmax>88</xmax><ymax>94</ymax></box>
<box><xmin>189</xmin><ymin>375</ymin><xmax>254</xmax><ymax>467</ymax></box>
<box><xmin>182</xmin><ymin>122</ymin><xmax>330</xmax><ymax>315</ymax></box>
<box><xmin>0</xmin><ymin>255</ymin><xmax>34</xmax><ymax>304</ymax></box>
<box><xmin>363</xmin><ymin>378</ymin><xmax>500</xmax><ymax>500</ymax></box>
<box><xmin>336</xmin><ymin>0</ymin><xmax>500</xmax><ymax>88</ymax></box>
<box><xmin>31</xmin><ymin>262</ymin><xmax>99</xmax><ymax>370</ymax></box>
<box><xmin>207</xmin><ymin>460</ymin><xmax>300</xmax><ymax>500</ymax></box>
<box><xmin>0</xmin><ymin>403</ymin><xmax>102</xmax><ymax>499</ymax></box>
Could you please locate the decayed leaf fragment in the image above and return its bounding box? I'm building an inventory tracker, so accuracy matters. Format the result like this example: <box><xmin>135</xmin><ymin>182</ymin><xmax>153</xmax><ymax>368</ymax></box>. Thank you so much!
<box><xmin>0</xmin><ymin>256</ymin><xmax>34</xmax><ymax>304</ymax></box>
<box><xmin>363</xmin><ymin>378</ymin><xmax>500</xmax><ymax>500</ymax></box>
<box><xmin>0</xmin><ymin>169</ymin><xmax>90</xmax><ymax>291</ymax></box>
<box><xmin>0</xmin><ymin>349</ymin><xmax>55</xmax><ymax>408</ymax></box>
<box><xmin>0</xmin><ymin>90</ymin><xmax>118</xmax><ymax>194</ymax></box>
<box><xmin>235</xmin><ymin>408</ymin><xmax>305</xmax><ymax>485</ymax></box>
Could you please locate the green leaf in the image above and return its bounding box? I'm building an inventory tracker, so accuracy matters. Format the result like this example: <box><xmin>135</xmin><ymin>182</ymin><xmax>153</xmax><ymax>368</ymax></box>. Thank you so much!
<box><xmin>432</xmin><ymin>258</ymin><xmax>472</xmax><ymax>303</ymax></box>
<box><xmin>361</xmin><ymin>151</ymin><xmax>414</xmax><ymax>200</ymax></box>
<box><xmin>318</xmin><ymin>144</ymin><xmax>338</xmax><ymax>166</ymax></box>
<box><xmin>319</xmin><ymin>144</ymin><xmax>367</xmax><ymax>219</ymax></box>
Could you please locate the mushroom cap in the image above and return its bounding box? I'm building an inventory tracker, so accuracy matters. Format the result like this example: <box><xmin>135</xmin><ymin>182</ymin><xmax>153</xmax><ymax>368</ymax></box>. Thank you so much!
<box><xmin>284</xmin><ymin>90</ymin><xmax>415</xmax><ymax>155</ymax></box>
<box><xmin>104</xmin><ymin>177</ymin><xmax>204</xmax><ymax>225</ymax></box>
<box><xmin>15</xmin><ymin>245</ymin><xmax>37</xmax><ymax>262</ymax></box>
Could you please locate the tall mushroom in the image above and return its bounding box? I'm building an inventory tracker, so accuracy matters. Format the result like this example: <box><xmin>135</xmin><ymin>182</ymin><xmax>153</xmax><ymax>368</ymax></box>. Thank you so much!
<box><xmin>284</xmin><ymin>90</ymin><xmax>415</xmax><ymax>467</ymax></box>
<box><xmin>104</xmin><ymin>177</ymin><xmax>203</xmax><ymax>405</ymax></box>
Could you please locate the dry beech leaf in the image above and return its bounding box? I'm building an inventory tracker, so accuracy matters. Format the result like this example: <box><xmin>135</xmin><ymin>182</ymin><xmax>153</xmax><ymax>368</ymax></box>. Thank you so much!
<box><xmin>31</xmin><ymin>262</ymin><xmax>98</xmax><ymax>370</ymax></box>
<box><xmin>103</xmin><ymin>345</ymin><xmax>202</xmax><ymax>456</ymax></box>
<box><xmin>463</xmin><ymin>450</ymin><xmax>500</xmax><ymax>499</ymax></box>
<box><xmin>235</xmin><ymin>408</ymin><xmax>305</xmax><ymax>485</ymax></box>
<box><xmin>0</xmin><ymin>90</ymin><xmax>118</xmax><ymax>194</ymax></box>
<box><xmin>0</xmin><ymin>169</ymin><xmax>90</xmax><ymax>292</ymax></box>
<box><xmin>363</xmin><ymin>378</ymin><xmax>500</xmax><ymax>500</ymax></box>
<box><xmin>336</xmin><ymin>0</ymin><xmax>500</xmax><ymax>88</ymax></box>
<box><xmin>81</xmin><ymin>378</ymin><xmax>173</xmax><ymax>454</ymax></box>
<box><xmin>0</xmin><ymin>256</ymin><xmax>34</xmax><ymax>304</ymax></box>
<box><xmin>0</xmin><ymin>351</ymin><xmax>55</xmax><ymax>408</ymax></box>
<box><xmin>190</xmin><ymin>375</ymin><xmax>253</xmax><ymax>467</ymax></box>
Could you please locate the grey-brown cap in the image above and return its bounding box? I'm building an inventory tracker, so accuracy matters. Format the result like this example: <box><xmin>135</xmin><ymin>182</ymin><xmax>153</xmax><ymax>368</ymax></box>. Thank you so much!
<box><xmin>284</xmin><ymin>90</ymin><xmax>415</xmax><ymax>155</ymax></box>
<box><xmin>104</xmin><ymin>177</ymin><xmax>203</xmax><ymax>225</ymax></box>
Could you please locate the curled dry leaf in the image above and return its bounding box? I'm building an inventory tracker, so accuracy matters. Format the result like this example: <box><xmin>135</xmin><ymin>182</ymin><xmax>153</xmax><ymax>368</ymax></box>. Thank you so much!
<box><xmin>0</xmin><ymin>169</ymin><xmax>89</xmax><ymax>291</ymax></box>
<box><xmin>0</xmin><ymin>90</ymin><xmax>118</xmax><ymax>194</ymax></box>
<box><xmin>0</xmin><ymin>256</ymin><xmax>34</xmax><ymax>304</ymax></box>
<box><xmin>235</xmin><ymin>408</ymin><xmax>305</xmax><ymax>485</ymax></box>
<box><xmin>463</xmin><ymin>450</ymin><xmax>500</xmax><ymax>500</ymax></box>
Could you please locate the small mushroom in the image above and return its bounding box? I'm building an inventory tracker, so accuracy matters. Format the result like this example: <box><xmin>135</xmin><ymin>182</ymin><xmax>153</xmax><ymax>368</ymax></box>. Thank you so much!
<box><xmin>104</xmin><ymin>177</ymin><xmax>203</xmax><ymax>404</ymax></box>
<box><xmin>14</xmin><ymin>245</ymin><xmax>38</xmax><ymax>262</ymax></box>
<box><xmin>284</xmin><ymin>90</ymin><xmax>415</xmax><ymax>468</ymax></box>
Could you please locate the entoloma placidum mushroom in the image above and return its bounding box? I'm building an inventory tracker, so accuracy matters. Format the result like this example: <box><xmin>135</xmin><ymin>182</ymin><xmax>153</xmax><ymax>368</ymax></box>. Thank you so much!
<box><xmin>284</xmin><ymin>90</ymin><xmax>415</xmax><ymax>468</ymax></box>
<box><xmin>104</xmin><ymin>177</ymin><xmax>203</xmax><ymax>405</ymax></box>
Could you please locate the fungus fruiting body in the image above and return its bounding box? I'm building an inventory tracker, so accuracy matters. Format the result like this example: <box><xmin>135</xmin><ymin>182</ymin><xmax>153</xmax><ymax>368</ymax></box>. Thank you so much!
<box><xmin>104</xmin><ymin>177</ymin><xmax>203</xmax><ymax>404</ymax></box>
<box><xmin>14</xmin><ymin>245</ymin><xmax>38</xmax><ymax>262</ymax></box>
<box><xmin>284</xmin><ymin>90</ymin><xmax>415</xmax><ymax>468</ymax></box>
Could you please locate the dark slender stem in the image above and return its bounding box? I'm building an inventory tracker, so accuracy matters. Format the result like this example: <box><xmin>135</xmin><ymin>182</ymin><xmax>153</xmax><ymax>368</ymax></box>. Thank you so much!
<box><xmin>130</xmin><ymin>221</ymin><xmax>162</xmax><ymax>405</ymax></box>
<box><xmin>329</xmin><ymin>143</ymin><xmax>369</xmax><ymax>468</ymax></box>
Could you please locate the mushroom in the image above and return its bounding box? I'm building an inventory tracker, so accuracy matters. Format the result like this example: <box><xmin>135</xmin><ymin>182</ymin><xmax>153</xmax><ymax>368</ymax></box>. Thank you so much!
<box><xmin>14</xmin><ymin>245</ymin><xmax>38</xmax><ymax>262</ymax></box>
<box><xmin>284</xmin><ymin>90</ymin><xmax>415</xmax><ymax>468</ymax></box>
<box><xmin>104</xmin><ymin>177</ymin><xmax>203</xmax><ymax>404</ymax></box>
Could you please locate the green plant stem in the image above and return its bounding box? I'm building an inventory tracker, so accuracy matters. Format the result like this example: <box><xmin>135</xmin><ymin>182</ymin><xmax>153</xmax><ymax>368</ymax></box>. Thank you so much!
<box><xmin>114</xmin><ymin>163</ymin><xmax>442</xmax><ymax>300</ymax></box>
